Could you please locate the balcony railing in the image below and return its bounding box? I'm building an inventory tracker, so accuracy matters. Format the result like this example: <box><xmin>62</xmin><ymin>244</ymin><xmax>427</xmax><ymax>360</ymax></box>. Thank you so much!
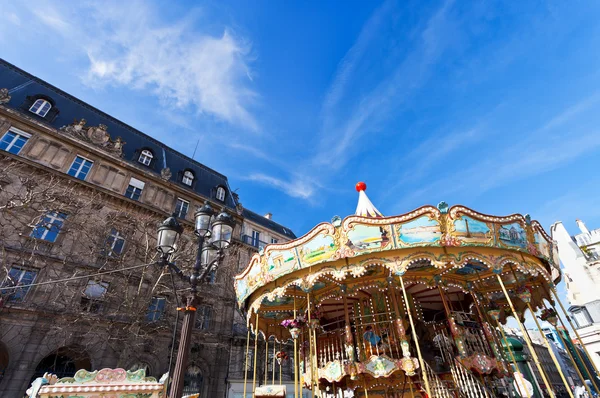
<box><xmin>240</xmin><ymin>234</ymin><xmax>270</xmax><ymax>251</ymax></box>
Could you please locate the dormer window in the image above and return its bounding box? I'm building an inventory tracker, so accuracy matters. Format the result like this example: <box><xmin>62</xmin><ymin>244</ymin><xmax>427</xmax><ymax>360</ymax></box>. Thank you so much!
<box><xmin>138</xmin><ymin>149</ymin><xmax>153</xmax><ymax>166</ymax></box>
<box><xmin>29</xmin><ymin>99</ymin><xmax>52</xmax><ymax>117</ymax></box>
<box><xmin>182</xmin><ymin>170</ymin><xmax>194</xmax><ymax>186</ymax></box>
<box><xmin>216</xmin><ymin>186</ymin><xmax>226</xmax><ymax>202</ymax></box>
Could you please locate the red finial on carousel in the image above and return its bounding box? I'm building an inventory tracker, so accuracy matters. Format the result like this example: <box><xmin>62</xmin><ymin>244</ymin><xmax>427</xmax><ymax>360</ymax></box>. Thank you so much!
<box><xmin>354</xmin><ymin>181</ymin><xmax>383</xmax><ymax>218</ymax></box>
<box><xmin>355</xmin><ymin>181</ymin><xmax>367</xmax><ymax>192</ymax></box>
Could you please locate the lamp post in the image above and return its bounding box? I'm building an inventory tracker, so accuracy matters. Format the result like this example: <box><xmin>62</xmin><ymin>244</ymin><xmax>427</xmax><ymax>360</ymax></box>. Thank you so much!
<box><xmin>156</xmin><ymin>202</ymin><xmax>235</xmax><ymax>398</ymax></box>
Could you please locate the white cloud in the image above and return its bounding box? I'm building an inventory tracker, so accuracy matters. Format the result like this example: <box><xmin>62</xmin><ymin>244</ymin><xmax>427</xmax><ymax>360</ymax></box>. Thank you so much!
<box><xmin>8</xmin><ymin>12</ymin><xmax>21</xmax><ymax>26</ymax></box>
<box><xmin>244</xmin><ymin>174</ymin><xmax>315</xmax><ymax>200</ymax></box>
<box><xmin>26</xmin><ymin>1</ymin><xmax>259</xmax><ymax>131</ymax></box>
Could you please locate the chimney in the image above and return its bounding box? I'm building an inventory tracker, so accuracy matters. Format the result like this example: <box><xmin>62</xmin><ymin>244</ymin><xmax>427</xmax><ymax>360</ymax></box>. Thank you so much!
<box><xmin>264</xmin><ymin>213</ymin><xmax>273</xmax><ymax>220</ymax></box>
<box><xmin>576</xmin><ymin>219</ymin><xmax>589</xmax><ymax>234</ymax></box>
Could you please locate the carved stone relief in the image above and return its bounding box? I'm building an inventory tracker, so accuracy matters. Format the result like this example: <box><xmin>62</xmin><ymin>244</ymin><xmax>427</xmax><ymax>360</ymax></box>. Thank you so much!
<box><xmin>60</xmin><ymin>119</ymin><xmax>125</xmax><ymax>157</ymax></box>
<box><xmin>0</xmin><ymin>88</ymin><xmax>10</xmax><ymax>104</ymax></box>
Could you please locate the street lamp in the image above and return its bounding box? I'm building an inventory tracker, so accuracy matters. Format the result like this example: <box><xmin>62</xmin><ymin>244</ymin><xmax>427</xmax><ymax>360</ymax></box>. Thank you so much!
<box><xmin>157</xmin><ymin>202</ymin><xmax>235</xmax><ymax>398</ymax></box>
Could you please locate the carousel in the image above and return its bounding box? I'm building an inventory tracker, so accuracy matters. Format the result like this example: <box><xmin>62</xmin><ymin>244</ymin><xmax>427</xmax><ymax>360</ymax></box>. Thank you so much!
<box><xmin>234</xmin><ymin>183</ymin><xmax>598</xmax><ymax>398</ymax></box>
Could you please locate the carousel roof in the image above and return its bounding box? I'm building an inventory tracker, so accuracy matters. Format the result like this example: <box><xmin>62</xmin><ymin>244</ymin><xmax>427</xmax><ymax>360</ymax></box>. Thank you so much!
<box><xmin>234</xmin><ymin>182</ymin><xmax>561</xmax><ymax>337</ymax></box>
<box><xmin>355</xmin><ymin>182</ymin><xmax>383</xmax><ymax>217</ymax></box>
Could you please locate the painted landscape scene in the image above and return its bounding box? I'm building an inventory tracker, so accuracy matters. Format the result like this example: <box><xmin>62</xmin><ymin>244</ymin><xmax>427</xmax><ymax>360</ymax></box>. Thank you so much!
<box><xmin>498</xmin><ymin>222</ymin><xmax>527</xmax><ymax>248</ymax></box>
<box><xmin>396</xmin><ymin>216</ymin><xmax>441</xmax><ymax>246</ymax></box>
<box><xmin>267</xmin><ymin>249</ymin><xmax>298</xmax><ymax>276</ymax></box>
<box><xmin>453</xmin><ymin>216</ymin><xmax>492</xmax><ymax>245</ymax></box>
<box><xmin>346</xmin><ymin>224</ymin><xmax>391</xmax><ymax>252</ymax></box>
<box><xmin>300</xmin><ymin>233</ymin><xmax>336</xmax><ymax>265</ymax></box>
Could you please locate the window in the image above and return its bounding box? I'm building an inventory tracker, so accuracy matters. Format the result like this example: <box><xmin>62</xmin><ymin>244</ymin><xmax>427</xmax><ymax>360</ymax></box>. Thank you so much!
<box><xmin>104</xmin><ymin>228</ymin><xmax>125</xmax><ymax>256</ymax></box>
<box><xmin>30</xmin><ymin>212</ymin><xmax>67</xmax><ymax>242</ymax></box>
<box><xmin>138</xmin><ymin>149</ymin><xmax>153</xmax><ymax>166</ymax></box>
<box><xmin>271</xmin><ymin>238</ymin><xmax>278</xmax><ymax>244</ymax></box>
<box><xmin>1</xmin><ymin>267</ymin><xmax>38</xmax><ymax>302</ymax></box>
<box><xmin>81</xmin><ymin>280</ymin><xmax>109</xmax><ymax>313</ymax></box>
<box><xmin>216</xmin><ymin>186</ymin><xmax>226</xmax><ymax>202</ymax></box>
<box><xmin>175</xmin><ymin>198</ymin><xmax>189</xmax><ymax>219</ymax></box>
<box><xmin>67</xmin><ymin>156</ymin><xmax>93</xmax><ymax>180</ymax></box>
<box><xmin>182</xmin><ymin>171</ymin><xmax>194</xmax><ymax>186</ymax></box>
<box><xmin>251</xmin><ymin>230</ymin><xmax>260</xmax><ymax>247</ymax></box>
<box><xmin>146</xmin><ymin>297</ymin><xmax>166</xmax><ymax>322</ymax></box>
<box><xmin>195</xmin><ymin>305</ymin><xmax>212</xmax><ymax>330</ymax></box>
<box><xmin>0</xmin><ymin>129</ymin><xmax>31</xmax><ymax>155</ymax></box>
<box><xmin>125</xmin><ymin>178</ymin><xmax>145</xmax><ymax>201</ymax></box>
<box><xmin>29</xmin><ymin>99</ymin><xmax>52</xmax><ymax>117</ymax></box>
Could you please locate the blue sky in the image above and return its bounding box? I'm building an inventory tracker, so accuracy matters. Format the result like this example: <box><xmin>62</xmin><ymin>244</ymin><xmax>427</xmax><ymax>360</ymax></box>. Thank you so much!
<box><xmin>2</xmin><ymin>1</ymin><xmax>600</xmax><ymax>306</ymax></box>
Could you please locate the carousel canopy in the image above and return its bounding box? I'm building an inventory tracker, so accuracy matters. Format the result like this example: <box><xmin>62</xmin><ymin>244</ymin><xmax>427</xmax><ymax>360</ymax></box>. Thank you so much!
<box><xmin>234</xmin><ymin>183</ymin><xmax>561</xmax><ymax>339</ymax></box>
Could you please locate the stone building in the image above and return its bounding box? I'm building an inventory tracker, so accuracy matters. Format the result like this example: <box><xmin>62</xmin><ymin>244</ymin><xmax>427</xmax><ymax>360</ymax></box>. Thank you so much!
<box><xmin>0</xmin><ymin>58</ymin><xmax>295</xmax><ymax>397</ymax></box>
<box><xmin>552</xmin><ymin>220</ymin><xmax>600</xmax><ymax>373</ymax></box>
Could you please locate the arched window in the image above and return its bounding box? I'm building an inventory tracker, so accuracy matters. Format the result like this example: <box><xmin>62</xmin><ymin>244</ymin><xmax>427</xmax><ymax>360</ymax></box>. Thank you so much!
<box><xmin>182</xmin><ymin>170</ymin><xmax>194</xmax><ymax>186</ymax></box>
<box><xmin>183</xmin><ymin>365</ymin><xmax>203</xmax><ymax>396</ymax></box>
<box><xmin>138</xmin><ymin>149</ymin><xmax>153</xmax><ymax>166</ymax></box>
<box><xmin>29</xmin><ymin>99</ymin><xmax>52</xmax><ymax>117</ymax></box>
<box><xmin>216</xmin><ymin>186</ymin><xmax>226</xmax><ymax>202</ymax></box>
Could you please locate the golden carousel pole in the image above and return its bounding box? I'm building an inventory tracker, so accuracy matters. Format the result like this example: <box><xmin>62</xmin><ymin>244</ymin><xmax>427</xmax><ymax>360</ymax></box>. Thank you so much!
<box><xmin>508</xmin><ymin>267</ymin><xmax>574</xmax><ymax>398</ymax></box>
<box><xmin>294</xmin><ymin>295</ymin><xmax>299</xmax><ymax>398</ymax></box>
<box><xmin>253</xmin><ymin>312</ymin><xmax>260</xmax><ymax>397</ymax></box>
<box><xmin>540</xmin><ymin>300</ymin><xmax>594</xmax><ymax>398</ymax></box>
<box><xmin>272</xmin><ymin>337</ymin><xmax>276</xmax><ymax>385</ymax></box>
<box><xmin>547</xmin><ymin>284</ymin><xmax>600</xmax><ymax>381</ymax></box>
<box><xmin>243</xmin><ymin>324</ymin><xmax>251</xmax><ymax>398</ymax></box>
<box><xmin>399</xmin><ymin>276</ymin><xmax>432</xmax><ymax>397</ymax></box>
<box><xmin>496</xmin><ymin>272</ymin><xmax>556</xmax><ymax>397</ymax></box>
<box><xmin>474</xmin><ymin>273</ymin><xmax>529</xmax><ymax>398</ymax></box>
<box><xmin>526</xmin><ymin>301</ymin><xmax>574</xmax><ymax>398</ymax></box>
<box><xmin>307</xmin><ymin>291</ymin><xmax>316</xmax><ymax>398</ymax></box>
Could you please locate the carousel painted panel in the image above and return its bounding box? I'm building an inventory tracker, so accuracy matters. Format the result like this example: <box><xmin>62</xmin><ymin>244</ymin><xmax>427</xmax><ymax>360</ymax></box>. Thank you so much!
<box><xmin>496</xmin><ymin>222</ymin><xmax>528</xmax><ymax>250</ymax></box>
<box><xmin>451</xmin><ymin>215</ymin><xmax>493</xmax><ymax>246</ymax></box>
<box><xmin>266</xmin><ymin>248</ymin><xmax>299</xmax><ymax>279</ymax></box>
<box><xmin>394</xmin><ymin>215</ymin><xmax>442</xmax><ymax>247</ymax></box>
<box><xmin>344</xmin><ymin>223</ymin><xmax>393</xmax><ymax>256</ymax></box>
<box><xmin>533</xmin><ymin>231</ymin><xmax>551</xmax><ymax>259</ymax></box>
<box><xmin>298</xmin><ymin>231</ymin><xmax>337</xmax><ymax>267</ymax></box>
<box><xmin>234</xmin><ymin>257</ymin><xmax>263</xmax><ymax>304</ymax></box>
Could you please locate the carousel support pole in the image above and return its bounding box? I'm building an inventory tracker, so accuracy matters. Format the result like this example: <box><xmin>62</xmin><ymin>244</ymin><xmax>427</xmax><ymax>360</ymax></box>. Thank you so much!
<box><xmin>279</xmin><ymin>341</ymin><xmax>283</xmax><ymax>385</ymax></box>
<box><xmin>243</xmin><ymin>325</ymin><xmax>251</xmax><ymax>398</ymax></box>
<box><xmin>272</xmin><ymin>338</ymin><xmax>276</xmax><ymax>385</ymax></box>
<box><xmin>496</xmin><ymin>274</ymin><xmax>556</xmax><ymax>397</ymax></box>
<box><xmin>547</xmin><ymin>285</ymin><xmax>600</xmax><ymax>383</ymax></box>
<box><xmin>490</xmin><ymin>308</ymin><xmax>530</xmax><ymax>398</ymax></box>
<box><xmin>363</xmin><ymin>376</ymin><xmax>370</xmax><ymax>398</ymax></box>
<box><xmin>343</xmin><ymin>292</ymin><xmax>355</xmax><ymax>363</ymax></box>
<box><xmin>408</xmin><ymin>376</ymin><xmax>415</xmax><ymax>398</ymax></box>
<box><xmin>265</xmin><ymin>336</ymin><xmax>269</xmax><ymax>385</ymax></box>
<box><xmin>473</xmin><ymin>276</ymin><xmax>529</xmax><ymax>398</ymax></box>
<box><xmin>253</xmin><ymin>312</ymin><xmax>259</xmax><ymax>397</ymax></box>
<box><xmin>388</xmin><ymin>280</ymin><xmax>409</xmax><ymax>354</ymax></box>
<box><xmin>545</xmin><ymin>301</ymin><xmax>594</xmax><ymax>397</ymax></box>
<box><xmin>438</xmin><ymin>286</ymin><xmax>467</xmax><ymax>357</ymax></box>
<box><xmin>294</xmin><ymin>295</ymin><xmax>299</xmax><ymax>398</ymax></box>
<box><xmin>399</xmin><ymin>276</ymin><xmax>432</xmax><ymax>397</ymax></box>
<box><xmin>307</xmin><ymin>292</ymin><xmax>316</xmax><ymax>398</ymax></box>
<box><xmin>526</xmin><ymin>302</ymin><xmax>574</xmax><ymax>398</ymax></box>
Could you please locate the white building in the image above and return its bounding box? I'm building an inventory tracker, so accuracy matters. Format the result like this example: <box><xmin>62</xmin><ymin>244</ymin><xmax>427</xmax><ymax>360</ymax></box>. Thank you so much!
<box><xmin>551</xmin><ymin>219</ymin><xmax>600</xmax><ymax>372</ymax></box>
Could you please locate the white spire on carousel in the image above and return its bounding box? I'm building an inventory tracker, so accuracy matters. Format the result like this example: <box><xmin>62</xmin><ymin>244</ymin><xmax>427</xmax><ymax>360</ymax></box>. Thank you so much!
<box><xmin>355</xmin><ymin>181</ymin><xmax>383</xmax><ymax>218</ymax></box>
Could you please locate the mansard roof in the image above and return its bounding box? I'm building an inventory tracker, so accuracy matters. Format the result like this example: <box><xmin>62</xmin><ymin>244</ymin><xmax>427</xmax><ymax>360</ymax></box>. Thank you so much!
<box><xmin>0</xmin><ymin>58</ymin><xmax>237</xmax><ymax>209</ymax></box>
<box><xmin>242</xmin><ymin>208</ymin><xmax>297</xmax><ymax>239</ymax></box>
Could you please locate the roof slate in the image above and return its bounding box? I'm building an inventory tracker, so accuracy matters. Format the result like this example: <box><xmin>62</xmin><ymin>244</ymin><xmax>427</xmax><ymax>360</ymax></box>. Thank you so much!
<box><xmin>242</xmin><ymin>209</ymin><xmax>297</xmax><ymax>239</ymax></box>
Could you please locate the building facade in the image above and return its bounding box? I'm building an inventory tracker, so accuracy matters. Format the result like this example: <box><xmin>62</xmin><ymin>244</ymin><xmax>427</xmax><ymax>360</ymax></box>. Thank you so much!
<box><xmin>0</xmin><ymin>59</ymin><xmax>295</xmax><ymax>397</ymax></box>
<box><xmin>552</xmin><ymin>220</ymin><xmax>600</xmax><ymax>373</ymax></box>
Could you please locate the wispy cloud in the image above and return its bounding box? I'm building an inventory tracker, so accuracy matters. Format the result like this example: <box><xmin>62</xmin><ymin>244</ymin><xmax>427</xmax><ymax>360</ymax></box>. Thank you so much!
<box><xmin>248</xmin><ymin>0</ymin><xmax>458</xmax><ymax>200</ymax></box>
<box><xmin>244</xmin><ymin>173</ymin><xmax>315</xmax><ymax>200</ymax></box>
<box><xmin>24</xmin><ymin>1</ymin><xmax>259</xmax><ymax>131</ymax></box>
